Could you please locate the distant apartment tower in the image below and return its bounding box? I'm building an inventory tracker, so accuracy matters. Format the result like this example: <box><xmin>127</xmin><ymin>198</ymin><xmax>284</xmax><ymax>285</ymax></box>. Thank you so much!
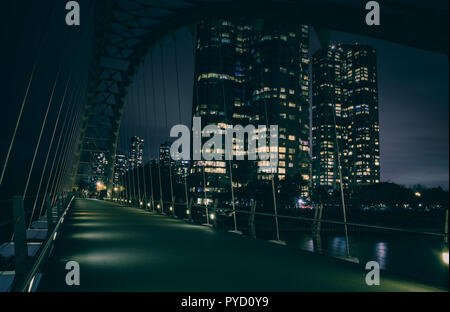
<box><xmin>128</xmin><ymin>136</ymin><xmax>144</xmax><ymax>170</ymax></box>
<box><xmin>113</xmin><ymin>154</ymin><xmax>128</xmax><ymax>187</ymax></box>
<box><xmin>312</xmin><ymin>43</ymin><xmax>380</xmax><ymax>190</ymax></box>
<box><xmin>159</xmin><ymin>141</ymin><xmax>189</xmax><ymax>185</ymax></box>
<box><xmin>90</xmin><ymin>152</ymin><xmax>108</xmax><ymax>186</ymax></box>
<box><xmin>159</xmin><ymin>141</ymin><xmax>171</xmax><ymax>166</ymax></box>
<box><xmin>190</xmin><ymin>19</ymin><xmax>312</xmax><ymax>203</ymax></box>
<box><xmin>252</xmin><ymin>22</ymin><xmax>311</xmax><ymax>197</ymax></box>
<box><xmin>190</xmin><ymin>19</ymin><xmax>255</xmax><ymax>205</ymax></box>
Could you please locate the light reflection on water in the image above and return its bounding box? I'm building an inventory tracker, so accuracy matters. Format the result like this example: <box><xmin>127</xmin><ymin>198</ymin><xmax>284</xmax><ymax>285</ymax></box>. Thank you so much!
<box><xmin>374</xmin><ymin>242</ymin><xmax>387</xmax><ymax>269</ymax></box>
<box><xmin>291</xmin><ymin>232</ymin><xmax>448</xmax><ymax>287</ymax></box>
<box><xmin>330</xmin><ymin>237</ymin><xmax>347</xmax><ymax>257</ymax></box>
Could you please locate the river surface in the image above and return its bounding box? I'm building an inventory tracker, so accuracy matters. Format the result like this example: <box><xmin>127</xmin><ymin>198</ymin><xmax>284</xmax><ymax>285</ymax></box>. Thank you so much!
<box><xmin>216</xmin><ymin>213</ymin><xmax>449</xmax><ymax>288</ymax></box>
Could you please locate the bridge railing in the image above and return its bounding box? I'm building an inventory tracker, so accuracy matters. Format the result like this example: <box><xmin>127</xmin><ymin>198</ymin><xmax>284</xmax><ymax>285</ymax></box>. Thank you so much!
<box><xmin>189</xmin><ymin>201</ymin><xmax>448</xmax><ymax>286</ymax></box>
<box><xmin>17</xmin><ymin>195</ymin><xmax>74</xmax><ymax>292</ymax></box>
<box><xmin>109</xmin><ymin>195</ymin><xmax>448</xmax><ymax>286</ymax></box>
<box><xmin>0</xmin><ymin>192</ymin><xmax>74</xmax><ymax>292</ymax></box>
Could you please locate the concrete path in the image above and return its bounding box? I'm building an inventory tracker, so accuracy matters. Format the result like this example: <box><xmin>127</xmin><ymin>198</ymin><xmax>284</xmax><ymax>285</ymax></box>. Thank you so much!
<box><xmin>37</xmin><ymin>199</ymin><xmax>445</xmax><ymax>292</ymax></box>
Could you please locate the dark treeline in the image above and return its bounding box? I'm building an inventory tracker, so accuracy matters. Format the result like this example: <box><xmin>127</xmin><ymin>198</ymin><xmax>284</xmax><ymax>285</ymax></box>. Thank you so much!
<box><xmin>101</xmin><ymin>162</ymin><xmax>448</xmax><ymax>232</ymax></box>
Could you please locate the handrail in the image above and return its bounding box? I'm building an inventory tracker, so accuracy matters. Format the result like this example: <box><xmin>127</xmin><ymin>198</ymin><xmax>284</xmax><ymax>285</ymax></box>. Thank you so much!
<box><xmin>17</xmin><ymin>195</ymin><xmax>74</xmax><ymax>292</ymax></box>
<box><xmin>234</xmin><ymin>209</ymin><xmax>447</xmax><ymax>238</ymax></box>
<box><xmin>187</xmin><ymin>203</ymin><xmax>447</xmax><ymax>238</ymax></box>
<box><xmin>115</xmin><ymin>197</ymin><xmax>447</xmax><ymax>238</ymax></box>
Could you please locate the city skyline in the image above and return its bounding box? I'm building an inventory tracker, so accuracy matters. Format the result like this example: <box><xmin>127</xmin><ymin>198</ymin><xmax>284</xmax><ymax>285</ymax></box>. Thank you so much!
<box><xmin>121</xmin><ymin>34</ymin><xmax>446</xmax><ymax>192</ymax></box>
<box><xmin>0</xmin><ymin>4</ymin><xmax>447</xmax><ymax>203</ymax></box>
<box><xmin>0</xmin><ymin>0</ymin><xmax>447</xmax><ymax>295</ymax></box>
<box><xmin>117</xmin><ymin>25</ymin><xmax>448</xmax><ymax>191</ymax></box>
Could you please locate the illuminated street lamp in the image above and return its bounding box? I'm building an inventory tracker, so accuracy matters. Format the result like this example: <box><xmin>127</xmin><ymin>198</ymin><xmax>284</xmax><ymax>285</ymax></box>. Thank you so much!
<box><xmin>414</xmin><ymin>192</ymin><xmax>421</xmax><ymax>197</ymax></box>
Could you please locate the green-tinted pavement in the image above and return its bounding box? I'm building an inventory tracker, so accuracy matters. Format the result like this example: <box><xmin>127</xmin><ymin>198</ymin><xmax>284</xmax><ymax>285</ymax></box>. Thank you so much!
<box><xmin>37</xmin><ymin>199</ymin><xmax>445</xmax><ymax>292</ymax></box>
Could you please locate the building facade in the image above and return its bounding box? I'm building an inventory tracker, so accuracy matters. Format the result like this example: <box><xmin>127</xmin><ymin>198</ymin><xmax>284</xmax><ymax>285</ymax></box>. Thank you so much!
<box><xmin>190</xmin><ymin>19</ymin><xmax>312</xmax><ymax>205</ymax></box>
<box><xmin>128</xmin><ymin>136</ymin><xmax>144</xmax><ymax>170</ymax></box>
<box><xmin>113</xmin><ymin>154</ymin><xmax>128</xmax><ymax>187</ymax></box>
<box><xmin>252</xmin><ymin>22</ymin><xmax>311</xmax><ymax>197</ymax></box>
<box><xmin>312</xmin><ymin>43</ymin><xmax>380</xmax><ymax>190</ymax></box>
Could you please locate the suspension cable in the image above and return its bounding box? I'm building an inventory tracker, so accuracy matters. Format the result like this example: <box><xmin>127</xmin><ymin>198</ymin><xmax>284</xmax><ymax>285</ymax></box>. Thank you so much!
<box><xmin>41</xmin><ymin>59</ymin><xmax>85</xmax><ymax>212</ymax></box>
<box><xmin>28</xmin><ymin>68</ymin><xmax>74</xmax><ymax>227</ymax></box>
<box><xmin>142</xmin><ymin>54</ymin><xmax>155</xmax><ymax>210</ymax></box>
<box><xmin>139</xmin><ymin>66</ymin><xmax>147</xmax><ymax>207</ymax></box>
<box><xmin>132</xmin><ymin>71</ymin><xmax>142</xmax><ymax>206</ymax></box>
<box><xmin>0</xmin><ymin>1</ymin><xmax>56</xmax><ymax>187</ymax></box>
<box><xmin>173</xmin><ymin>35</ymin><xmax>190</xmax><ymax>214</ymax></box>
<box><xmin>150</xmin><ymin>52</ymin><xmax>163</xmax><ymax>213</ymax></box>
<box><xmin>50</xmin><ymin>74</ymin><xmax>85</xmax><ymax>205</ymax></box>
<box><xmin>257</xmin><ymin>26</ymin><xmax>281</xmax><ymax>242</ymax></box>
<box><xmin>218</xmin><ymin>26</ymin><xmax>238</xmax><ymax>232</ymax></box>
<box><xmin>49</xmin><ymin>92</ymin><xmax>82</xmax><ymax>206</ymax></box>
<box><xmin>160</xmin><ymin>42</ymin><xmax>175</xmax><ymax>214</ymax></box>
<box><xmin>38</xmin><ymin>82</ymin><xmax>79</xmax><ymax>217</ymax></box>
<box><xmin>22</xmin><ymin>52</ymin><xmax>65</xmax><ymax>200</ymax></box>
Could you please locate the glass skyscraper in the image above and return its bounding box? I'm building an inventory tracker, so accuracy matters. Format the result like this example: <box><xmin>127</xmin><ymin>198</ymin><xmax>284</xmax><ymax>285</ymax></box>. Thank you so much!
<box><xmin>312</xmin><ymin>43</ymin><xmax>380</xmax><ymax>190</ymax></box>
<box><xmin>190</xmin><ymin>19</ymin><xmax>312</xmax><ymax>204</ymax></box>
<box><xmin>128</xmin><ymin>136</ymin><xmax>144</xmax><ymax>170</ymax></box>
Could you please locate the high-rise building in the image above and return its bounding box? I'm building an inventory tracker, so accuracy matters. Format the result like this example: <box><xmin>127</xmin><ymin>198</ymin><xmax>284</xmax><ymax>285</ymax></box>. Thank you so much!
<box><xmin>159</xmin><ymin>141</ymin><xmax>171</xmax><ymax>167</ymax></box>
<box><xmin>312</xmin><ymin>43</ymin><xmax>380</xmax><ymax>190</ymax></box>
<box><xmin>90</xmin><ymin>152</ymin><xmax>108</xmax><ymax>187</ymax></box>
<box><xmin>113</xmin><ymin>154</ymin><xmax>128</xmax><ymax>187</ymax></box>
<box><xmin>173</xmin><ymin>160</ymin><xmax>190</xmax><ymax>185</ymax></box>
<box><xmin>252</xmin><ymin>22</ymin><xmax>311</xmax><ymax>197</ymax></box>
<box><xmin>341</xmin><ymin>44</ymin><xmax>380</xmax><ymax>186</ymax></box>
<box><xmin>159</xmin><ymin>141</ymin><xmax>190</xmax><ymax>185</ymax></box>
<box><xmin>190</xmin><ymin>19</ymin><xmax>256</xmax><ymax>205</ymax></box>
<box><xmin>190</xmin><ymin>19</ymin><xmax>312</xmax><ymax>204</ymax></box>
<box><xmin>128</xmin><ymin>136</ymin><xmax>144</xmax><ymax>170</ymax></box>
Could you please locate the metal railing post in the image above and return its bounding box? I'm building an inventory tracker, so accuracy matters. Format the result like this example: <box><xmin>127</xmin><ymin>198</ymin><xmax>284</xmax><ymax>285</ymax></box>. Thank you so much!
<box><xmin>444</xmin><ymin>208</ymin><xmax>448</xmax><ymax>244</ymax></box>
<box><xmin>45</xmin><ymin>194</ymin><xmax>54</xmax><ymax>236</ymax></box>
<box><xmin>248</xmin><ymin>200</ymin><xmax>257</xmax><ymax>239</ymax></box>
<box><xmin>212</xmin><ymin>199</ymin><xmax>218</xmax><ymax>228</ymax></box>
<box><xmin>187</xmin><ymin>197</ymin><xmax>193</xmax><ymax>222</ymax></box>
<box><xmin>57</xmin><ymin>193</ymin><xmax>62</xmax><ymax>217</ymax></box>
<box><xmin>171</xmin><ymin>196</ymin><xmax>176</xmax><ymax>218</ymax></box>
<box><xmin>12</xmin><ymin>196</ymin><xmax>28</xmax><ymax>291</ymax></box>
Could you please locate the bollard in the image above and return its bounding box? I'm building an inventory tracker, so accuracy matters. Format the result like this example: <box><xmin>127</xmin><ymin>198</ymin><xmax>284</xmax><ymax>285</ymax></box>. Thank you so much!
<box><xmin>248</xmin><ymin>200</ymin><xmax>257</xmax><ymax>239</ymax></box>
<box><xmin>171</xmin><ymin>196</ymin><xmax>176</xmax><ymax>218</ymax></box>
<box><xmin>445</xmin><ymin>208</ymin><xmax>448</xmax><ymax>244</ymax></box>
<box><xmin>12</xmin><ymin>196</ymin><xmax>28</xmax><ymax>291</ymax></box>
<box><xmin>187</xmin><ymin>198</ymin><xmax>193</xmax><ymax>222</ymax></box>
<box><xmin>45</xmin><ymin>194</ymin><xmax>54</xmax><ymax>236</ymax></box>
<box><xmin>211</xmin><ymin>199</ymin><xmax>218</xmax><ymax>228</ymax></box>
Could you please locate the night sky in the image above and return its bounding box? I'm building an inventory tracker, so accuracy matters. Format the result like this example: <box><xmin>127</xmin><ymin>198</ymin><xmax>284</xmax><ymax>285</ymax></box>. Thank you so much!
<box><xmin>0</xmin><ymin>1</ymin><xmax>448</xmax><ymax>202</ymax></box>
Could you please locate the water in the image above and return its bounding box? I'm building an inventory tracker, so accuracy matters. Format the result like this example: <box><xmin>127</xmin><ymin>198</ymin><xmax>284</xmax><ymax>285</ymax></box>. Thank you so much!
<box><xmin>287</xmin><ymin>232</ymin><xmax>448</xmax><ymax>287</ymax></box>
<box><xmin>214</xmin><ymin>213</ymin><xmax>448</xmax><ymax>288</ymax></box>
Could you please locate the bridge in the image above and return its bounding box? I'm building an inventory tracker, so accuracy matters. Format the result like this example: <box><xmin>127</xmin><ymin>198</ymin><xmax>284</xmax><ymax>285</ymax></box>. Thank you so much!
<box><xmin>0</xmin><ymin>0</ymin><xmax>448</xmax><ymax>292</ymax></box>
<box><xmin>32</xmin><ymin>199</ymin><xmax>447</xmax><ymax>291</ymax></box>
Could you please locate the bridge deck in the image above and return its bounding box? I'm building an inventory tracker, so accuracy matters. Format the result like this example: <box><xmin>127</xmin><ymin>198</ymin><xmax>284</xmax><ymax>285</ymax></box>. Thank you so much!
<box><xmin>37</xmin><ymin>199</ymin><xmax>444</xmax><ymax>292</ymax></box>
